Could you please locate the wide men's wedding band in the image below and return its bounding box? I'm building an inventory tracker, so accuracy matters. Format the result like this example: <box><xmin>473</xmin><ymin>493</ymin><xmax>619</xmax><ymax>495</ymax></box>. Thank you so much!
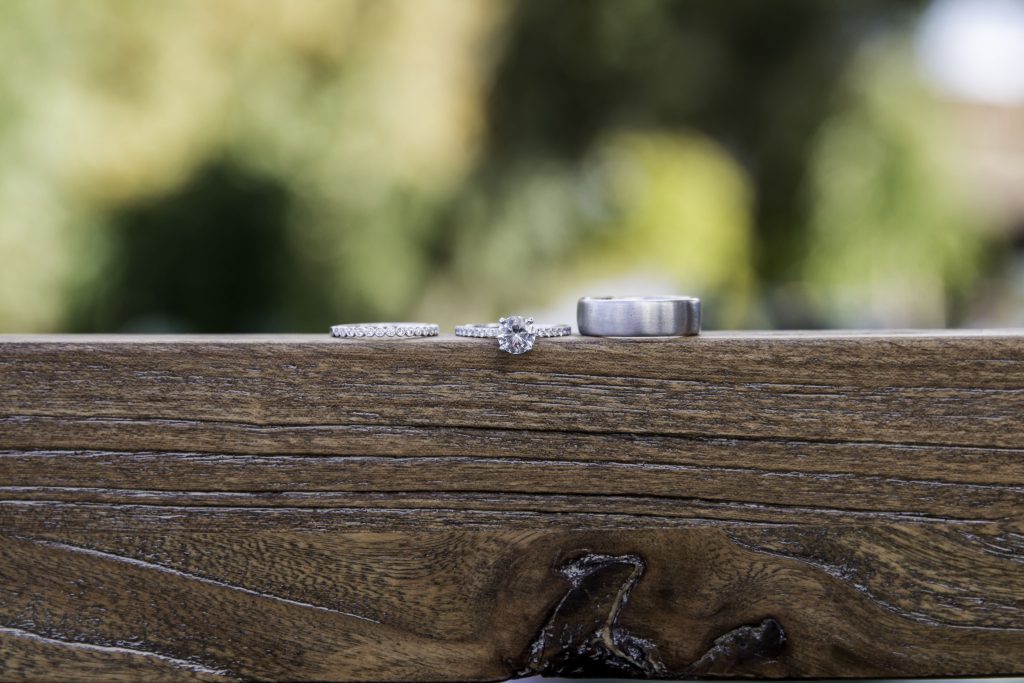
<box><xmin>577</xmin><ymin>296</ymin><xmax>701</xmax><ymax>337</ymax></box>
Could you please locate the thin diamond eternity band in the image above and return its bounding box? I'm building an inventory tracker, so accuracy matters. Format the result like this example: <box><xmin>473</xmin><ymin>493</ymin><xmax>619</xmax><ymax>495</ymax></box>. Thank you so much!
<box><xmin>330</xmin><ymin>323</ymin><xmax>439</xmax><ymax>338</ymax></box>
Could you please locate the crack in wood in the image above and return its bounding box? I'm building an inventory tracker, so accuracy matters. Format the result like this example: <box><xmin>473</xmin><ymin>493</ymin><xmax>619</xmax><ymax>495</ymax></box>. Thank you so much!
<box><xmin>682</xmin><ymin>617</ymin><xmax>786</xmax><ymax>676</ymax></box>
<box><xmin>19</xmin><ymin>536</ymin><xmax>381</xmax><ymax>624</ymax></box>
<box><xmin>516</xmin><ymin>553</ymin><xmax>665</xmax><ymax>678</ymax></box>
<box><xmin>516</xmin><ymin>552</ymin><xmax>785</xmax><ymax>679</ymax></box>
<box><xmin>0</xmin><ymin>624</ymin><xmax>237</xmax><ymax>679</ymax></box>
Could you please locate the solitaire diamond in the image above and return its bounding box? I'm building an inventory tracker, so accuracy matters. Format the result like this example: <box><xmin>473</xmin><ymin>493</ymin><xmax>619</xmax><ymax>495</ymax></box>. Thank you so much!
<box><xmin>455</xmin><ymin>318</ymin><xmax>570</xmax><ymax>350</ymax></box>
<box><xmin>497</xmin><ymin>316</ymin><xmax>536</xmax><ymax>354</ymax></box>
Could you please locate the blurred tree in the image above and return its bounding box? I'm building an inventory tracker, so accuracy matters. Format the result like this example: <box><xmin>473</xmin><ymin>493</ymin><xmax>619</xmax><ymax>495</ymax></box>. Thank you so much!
<box><xmin>0</xmin><ymin>0</ymin><xmax>1000</xmax><ymax>333</ymax></box>
<box><xmin>0</xmin><ymin>0</ymin><xmax>499</xmax><ymax>332</ymax></box>
<box><xmin>803</xmin><ymin>40</ymin><xmax>995</xmax><ymax>327</ymax></box>
<box><xmin>68</xmin><ymin>162</ymin><xmax>300</xmax><ymax>332</ymax></box>
<box><xmin>473</xmin><ymin>0</ymin><xmax>927</xmax><ymax>287</ymax></box>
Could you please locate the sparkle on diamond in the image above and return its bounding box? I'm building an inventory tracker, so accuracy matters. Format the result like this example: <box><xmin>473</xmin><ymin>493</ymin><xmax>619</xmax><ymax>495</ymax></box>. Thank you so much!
<box><xmin>497</xmin><ymin>315</ymin><xmax>536</xmax><ymax>354</ymax></box>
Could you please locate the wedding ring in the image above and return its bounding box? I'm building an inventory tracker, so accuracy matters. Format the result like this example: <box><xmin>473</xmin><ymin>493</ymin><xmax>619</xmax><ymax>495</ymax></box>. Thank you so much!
<box><xmin>455</xmin><ymin>315</ymin><xmax>572</xmax><ymax>354</ymax></box>
<box><xmin>577</xmin><ymin>296</ymin><xmax>701</xmax><ymax>337</ymax></box>
<box><xmin>330</xmin><ymin>323</ymin><xmax>439</xmax><ymax>338</ymax></box>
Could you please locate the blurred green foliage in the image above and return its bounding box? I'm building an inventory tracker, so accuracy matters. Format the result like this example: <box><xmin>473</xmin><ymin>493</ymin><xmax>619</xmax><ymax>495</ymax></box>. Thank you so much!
<box><xmin>0</xmin><ymin>0</ymin><xmax>1004</xmax><ymax>332</ymax></box>
<box><xmin>805</xmin><ymin>40</ymin><xmax>992</xmax><ymax>326</ymax></box>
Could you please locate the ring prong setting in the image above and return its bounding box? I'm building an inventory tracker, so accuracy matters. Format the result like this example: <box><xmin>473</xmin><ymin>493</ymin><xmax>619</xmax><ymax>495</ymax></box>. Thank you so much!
<box><xmin>497</xmin><ymin>314</ymin><xmax>536</xmax><ymax>355</ymax></box>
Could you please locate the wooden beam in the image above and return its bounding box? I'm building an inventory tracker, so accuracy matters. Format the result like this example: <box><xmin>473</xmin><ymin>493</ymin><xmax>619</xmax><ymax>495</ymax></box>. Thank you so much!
<box><xmin>1</xmin><ymin>332</ymin><xmax>1022</xmax><ymax>681</ymax></box>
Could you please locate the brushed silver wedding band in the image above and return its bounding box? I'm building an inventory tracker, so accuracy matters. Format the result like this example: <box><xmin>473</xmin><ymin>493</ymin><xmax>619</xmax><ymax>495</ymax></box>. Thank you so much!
<box><xmin>577</xmin><ymin>296</ymin><xmax>701</xmax><ymax>337</ymax></box>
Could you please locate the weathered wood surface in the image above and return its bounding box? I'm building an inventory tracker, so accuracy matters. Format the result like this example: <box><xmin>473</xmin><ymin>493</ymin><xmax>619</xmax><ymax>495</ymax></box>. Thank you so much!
<box><xmin>1</xmin><ymin>331</ymin><xmax>1023</xmax><ymax>681</ymax></box>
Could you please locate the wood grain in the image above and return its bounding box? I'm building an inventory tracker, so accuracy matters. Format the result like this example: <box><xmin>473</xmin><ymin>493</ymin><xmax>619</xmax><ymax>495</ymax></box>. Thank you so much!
<box><xmin>1</xmin><ymin>332</ymin><xmax>1022</xmax><ymax>681</ymax></box>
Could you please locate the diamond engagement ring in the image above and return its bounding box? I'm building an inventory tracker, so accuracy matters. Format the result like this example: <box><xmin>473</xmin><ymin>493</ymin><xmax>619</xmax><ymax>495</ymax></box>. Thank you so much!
<box><xmin>330</xmin><ymin>323</ymin><xmax>439</xmax><ymax>338</ymax></box>
<box><xmin>455</xmin><ymin>316</ymin><xmax>572</xmax><ymax>354</ymax></box>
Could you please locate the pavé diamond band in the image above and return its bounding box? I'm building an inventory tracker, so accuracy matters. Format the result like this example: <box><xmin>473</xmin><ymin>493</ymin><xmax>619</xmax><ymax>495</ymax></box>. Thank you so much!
<box><xmin>455</xmin><ymin>316</ymin><xmax>572</xmax><ymax>355</ymax></box>
<box><xmin>330</xmin><ymin>323</ymin><xmax>439</xmax><ymax>338</ymax></box>
<box><xmin>577</xmin><ymin>296</ymin><xmax>701</xmax><ymax>337</ymax></box>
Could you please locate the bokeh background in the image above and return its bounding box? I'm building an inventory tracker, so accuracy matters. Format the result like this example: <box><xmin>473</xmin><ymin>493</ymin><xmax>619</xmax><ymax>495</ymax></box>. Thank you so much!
<box><xmin>2</xmin><ymin>0</ymin><xmax>1023</xmax><ymax>334</ymax></box>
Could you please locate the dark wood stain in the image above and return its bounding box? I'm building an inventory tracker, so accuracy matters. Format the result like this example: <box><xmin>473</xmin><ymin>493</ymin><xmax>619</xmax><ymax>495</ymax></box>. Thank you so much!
<box><xmin>516</xmin><ymin>552</ymin><xmax>787</xmax><ymax>679</ymax></box>
<box><xmin>517</xmin><ymin>553</ymin><xmax>666</xmax><ymax>678</ymax></box>
<box><xmin>682</xmin><ymin>618</ymin><xmax>786</xmax><ymax>676</ymax></box>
